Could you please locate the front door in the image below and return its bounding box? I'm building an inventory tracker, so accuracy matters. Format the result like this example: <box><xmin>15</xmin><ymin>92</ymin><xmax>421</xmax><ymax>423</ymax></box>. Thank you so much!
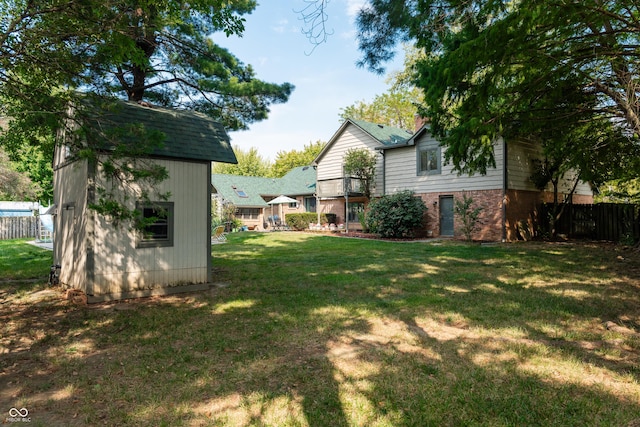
<box><xmin>439</xmin><ymin>196</ymin><xmax>454</xmax><ymax>236</ymax></box>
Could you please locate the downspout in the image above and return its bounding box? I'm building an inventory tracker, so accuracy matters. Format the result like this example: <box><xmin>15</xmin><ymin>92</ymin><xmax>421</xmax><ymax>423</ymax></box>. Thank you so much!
<box><xmin>379</xmin><ymin>149</ymin><xmax>386</xmax><ymax>195</ymax></box>
<box><xmin>345</xmin><ymin>175</ymin><xmax>349</xmax><ymax>233</ymax></box>
<box><xmin>86</xmin><ymin>158</ymin><xmax>96</xmax><ymax>296</ymax></box>
<box><xmin>502</xmin><ymin>139</ymin><xmax>508</xmax><ymax>242</ymax></box>
<box><xmin>207</xmin><ymin>164</ymin><xmax>213</xmax><ymax>283</ymax></box>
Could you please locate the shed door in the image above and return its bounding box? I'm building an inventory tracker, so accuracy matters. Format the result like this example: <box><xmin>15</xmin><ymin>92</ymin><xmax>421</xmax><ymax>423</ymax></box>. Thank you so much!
<box><xmin>439</xmin><ymin>196</ymin><xmax>454</xmax><ymax>236</ymax></box>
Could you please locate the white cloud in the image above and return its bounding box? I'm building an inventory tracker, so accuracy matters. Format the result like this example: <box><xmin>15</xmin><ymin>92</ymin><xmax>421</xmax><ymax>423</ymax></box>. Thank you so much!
<box><xmin>271</xmin><ymin>19</ymin><xmax>289</xmax><ymax>33</ymax></box>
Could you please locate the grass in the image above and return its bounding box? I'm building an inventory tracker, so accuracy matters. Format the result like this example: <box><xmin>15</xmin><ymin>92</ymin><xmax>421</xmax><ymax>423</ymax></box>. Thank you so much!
<box><xmin>1</xmin><ymin>234</ymin><xmax>639</xmax><ymax>426</ymax></box>
<box><xmin>0</xmin><ymin>238</ymin><xmax>52</xmax><ymax>281</ymax></box>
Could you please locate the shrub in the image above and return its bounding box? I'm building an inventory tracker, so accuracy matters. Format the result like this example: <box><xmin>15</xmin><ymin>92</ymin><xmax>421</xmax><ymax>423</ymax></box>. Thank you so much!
<box><xmin>454</xmin><ymin>193</ymin><xmax>483</xmax><ymax>241</ymax></box>
<box><xmin>344</xmin><ymin>148</ymin><xmax>377</xmax><ymax>199</ymax></box>
<box><xmin>286</xmin><ymin>213</ymin><xmax>337</xmax><ymax>230</ymax></box>
<box><xmin>366</xmin><ymin>191</ymin><xmax>427</xmax><ymax>238</ymax></box>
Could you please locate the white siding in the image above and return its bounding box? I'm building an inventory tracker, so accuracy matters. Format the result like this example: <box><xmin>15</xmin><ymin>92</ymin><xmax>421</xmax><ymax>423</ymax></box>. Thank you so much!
<box><xmin>384</xmin><ymin>134</ymin><xmax>505</xmax><ymax>194</ymax></box>
<box><xmin>508</xmin><ymin>140</ymin><xmax>593</xmax><ymax>195</ymax></box>
<box><xmin>91</xmin><ymin>159</ymin><xmax>210</xmax><ymax>294</ymax></box>
<box><xmin>316</xmin><ymin>125</ymin><xmax>384</xmax><ymax>196</ymax></box>
<box><xmin>53</xmin><ymin>157</ymin><xmax>89</xmax><ymax>290</ymax></box>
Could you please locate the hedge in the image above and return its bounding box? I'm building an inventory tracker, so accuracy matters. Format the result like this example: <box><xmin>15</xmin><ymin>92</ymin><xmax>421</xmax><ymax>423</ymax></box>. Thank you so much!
<box><xmin>285</xmin><ymin>213</ymin><xmax>337</xmax><ymax>230</ymax></box>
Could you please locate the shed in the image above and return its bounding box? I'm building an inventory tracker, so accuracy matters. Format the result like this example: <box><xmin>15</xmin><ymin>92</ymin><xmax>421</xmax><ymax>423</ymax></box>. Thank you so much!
<box><xmin>52</xmin><ymin>101</ymin><xmax>237</xmax><ymax>302</ymax></box>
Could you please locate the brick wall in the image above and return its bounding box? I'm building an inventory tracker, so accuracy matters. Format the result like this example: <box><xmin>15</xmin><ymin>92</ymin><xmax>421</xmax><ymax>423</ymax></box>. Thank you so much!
<box><xmin>505</xmin><ymin>189</ymin><xmax>594</xmax><ymax>240</ymax></box>
<box><xmin>418</xmin><ymin>190</ymin><xmax>504</xmax><ymax>241</ymax></box>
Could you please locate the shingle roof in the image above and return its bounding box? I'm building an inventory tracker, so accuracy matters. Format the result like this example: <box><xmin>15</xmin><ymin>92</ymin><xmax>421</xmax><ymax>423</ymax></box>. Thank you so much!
<box><xmin>89</xmin><ymin>101</ymin><xmax>237</xmax><ymax>164</ymax></box>
<box><xmin>278</xmin><ymin>166</ymin><xmax>316</xmax><ymax>195</ymax></box>
<box><xmin>211</xmin><ymin>165</ymin><xmax>316</xmax><ymax>207</ymax></box>
<box><xmin>349</xmin><ymin>119</ymin><xmax>413</xmax><ymax>146</ymax></box>
<box><xmin>314</xmin><ymin>119</ymin><xmax>413</xmax><ymax>164</ymax></box>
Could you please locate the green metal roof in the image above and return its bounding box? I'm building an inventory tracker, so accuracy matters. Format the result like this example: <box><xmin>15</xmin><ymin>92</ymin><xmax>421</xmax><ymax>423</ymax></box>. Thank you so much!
<box><xmin>90</xmin><ymin>101</ymin><xmax>237</xmax><ymax>164</ymax></box>
<box><xmin>211</xmin><ymin>165</ymin><xmax>316</xmax><ymax>207</ymax></box>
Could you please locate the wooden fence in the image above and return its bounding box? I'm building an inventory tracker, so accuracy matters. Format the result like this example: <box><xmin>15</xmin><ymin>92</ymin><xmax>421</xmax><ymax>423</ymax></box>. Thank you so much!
<box><xmin>540</xmin><ymin>203</ymin><xmax>640</xmax><ymax>242</ymax></box>
<box><xmin>0</xmin><ymin>216</ymin><xmax>38</xmax><ymax>240</ymax></box>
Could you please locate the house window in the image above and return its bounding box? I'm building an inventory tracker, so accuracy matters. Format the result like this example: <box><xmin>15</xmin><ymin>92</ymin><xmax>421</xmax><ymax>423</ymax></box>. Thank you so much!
<box><xmin>304</xmin><ymin>196</ymin><xmax>317</xmax><ymax>213</ymax></box>
<box><xmin>237</xmin><ymin>208</ymin><xmax>260</xmax><ymax>220</ymax></box>
<box><xmin>417</xmin><ymin>143</ymin><xmax>441</xmax><ymax>175</ymax></box>
<box><xmin>288</xmin><ymin>201</ymin><xmax>298</xmax><ymax>209</ymax></box>
<box><xmin>137</xmin><ymin>202</ymin><xmax>174</xmax><ymax>248</ymax></box>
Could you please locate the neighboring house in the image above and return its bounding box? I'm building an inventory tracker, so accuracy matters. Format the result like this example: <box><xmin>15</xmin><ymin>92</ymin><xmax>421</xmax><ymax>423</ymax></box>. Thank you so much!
<box><xmin>211</xmin><ymin>165</ymin><xmax>317</xmax><ymax>229</ymax></box>
<box><xmin>52</xmin><ymin>101</ymin><xmax>237</xmax><ymax>302</ymax></box>
<box><xmin>0</xmin><ymin>201</ymin><xmax>53</xmax><ymax>241</ymax></box>
<box><xmin>0</xmin><ymin>201</ymin><xmax>40</xmax><ymax>217</ymax></box>
<box><xmin>314</xmin><ymin>117</ymin><xmax>593</xmax><ymax>241</ymax></box>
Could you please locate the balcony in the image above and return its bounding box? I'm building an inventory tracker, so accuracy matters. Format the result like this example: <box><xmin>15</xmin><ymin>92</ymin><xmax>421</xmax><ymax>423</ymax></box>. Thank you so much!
<box><xmin>317</xmin><ymin>177</ymin><xmax>365</xmax><ymax>198</ymax></box>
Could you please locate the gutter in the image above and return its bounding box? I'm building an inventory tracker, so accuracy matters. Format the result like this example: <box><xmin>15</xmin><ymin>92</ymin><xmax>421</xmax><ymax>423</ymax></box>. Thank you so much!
<box><xmin>502</xmin><ymin>139</ymin><xmax>507</xmax><ymax>242</ymax></box>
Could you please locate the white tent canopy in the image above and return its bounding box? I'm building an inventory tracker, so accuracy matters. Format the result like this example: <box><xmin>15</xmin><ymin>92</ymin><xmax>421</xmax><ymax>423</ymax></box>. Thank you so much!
<box><xmin>267</xmin><ymin>195</ymin><xmax>297</xmax><ymax>205</ymax></box>
<box><xmin>266</xmin><ymin>195</ymin><xmax>297</xmax><ymax>229</ymax></box>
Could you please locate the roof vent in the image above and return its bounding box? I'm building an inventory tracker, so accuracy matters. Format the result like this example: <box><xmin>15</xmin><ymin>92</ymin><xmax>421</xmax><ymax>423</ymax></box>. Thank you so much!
<box><xmin>377</xmin><ymin>124</ymin><xmax>384</xmax><ymax>128</ymax></box>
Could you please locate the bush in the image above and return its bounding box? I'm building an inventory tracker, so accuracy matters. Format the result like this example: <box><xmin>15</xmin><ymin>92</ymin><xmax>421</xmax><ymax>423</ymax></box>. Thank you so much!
<box><xmin>286</xmin><ymin>213</ymin><xmax>337</xmax><ymax>230</ymax></box>
<box><xmin>454</xmin><ymin>193</ymin><xmax>483</xmax><ymax>242</ymax></box>
<box><xmin>366</xmin><ymin>191</ymin><xmax>427</xmax><ymax>238</ymax></box>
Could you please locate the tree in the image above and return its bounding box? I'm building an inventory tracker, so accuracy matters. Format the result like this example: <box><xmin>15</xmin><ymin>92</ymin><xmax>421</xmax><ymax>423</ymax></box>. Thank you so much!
<box><xmin>343</xmin><ymin>148</ymin><xmax>377</xmax><ymax>200</ymax></box>
<box><xmin>596</xmin><ymin>179</ymin><xmax>640</xmax><ymax>204</ymax></box>
<box><xmin>340</xmin><ymin>85</ymin><xmax>421</xmax><ymax>131</ymax></box>
<box><xmin>212</xmin><ymin>145</ymin><xmax>271</xmax><ymax>177</ymax></box>
<box><xmin>1</xmin><ymin>1</ymin><xmax>293</xmax><ymax>131</ymax></box>
<box><xmin>271</xmin><ymin>140</ymin><xmax>325</xmax><ymax>178</ymax></box>
<box><xmin>0</xmin><ymin>148</ymin><xmax>39</xmax><ymax>200</ymax></box>
<box><xmin>354</xmin><ymin>0</ymin><xmax>640</xmax><ymax>181</ymax></box>
<box><xmin>1</xmin><ymin>1</ymin><xmax>293</xmax><ymax>224</ymax></box>
<box><xmin>340</xmin><ymin>45</ymin><xmax>424</xmax><ymax>131</ymax></box>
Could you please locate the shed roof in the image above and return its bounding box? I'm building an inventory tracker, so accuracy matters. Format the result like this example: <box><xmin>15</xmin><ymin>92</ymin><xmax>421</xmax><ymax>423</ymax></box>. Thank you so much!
<box><xmin>88</xmin><ymin>101</ymin><xmax>237</xmax><ymax>164</ymax></box>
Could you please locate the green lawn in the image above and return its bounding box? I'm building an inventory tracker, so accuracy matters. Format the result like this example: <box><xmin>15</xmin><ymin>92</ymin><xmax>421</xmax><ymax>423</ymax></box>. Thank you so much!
<box><xmin>0</xmin><ymin>239</ymin><xmax>52</xmax><ymax>280</ymax></box>
<box><xmin>1</xmin><ymin>234</ymin><xmax>639</xmax><ymax>426</ymax></box>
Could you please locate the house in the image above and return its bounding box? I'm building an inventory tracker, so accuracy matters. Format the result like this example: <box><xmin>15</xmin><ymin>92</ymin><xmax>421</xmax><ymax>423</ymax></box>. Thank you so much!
<box><xmin>314</xmin><ymin>119</ymin><xmax>412</xmax><ymax>229</ymax></box>
<box><xmin>52</xmin><ymin>100</ymin><xmax>237</xmax><ymax>302</ymax></box>
<box><xmin>314</xmin><ymin>117</ymin><xmax>593</xmax><ymax>241</ymax></box>
<box><xmin>0</xmin><ymin>201</ymin><xmax>41</xmax><ymax>217</ymax></box>
<box><xmin>211</xmin><ymin>165</ymin><xmax>317</xmax><ymax>229</ymax></box>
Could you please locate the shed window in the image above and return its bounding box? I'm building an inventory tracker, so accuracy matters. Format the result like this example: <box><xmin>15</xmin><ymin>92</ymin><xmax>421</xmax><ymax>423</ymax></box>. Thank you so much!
<box><xmin>137</xmin><ymin>202</ymin><xmax>174</xmax><ymax>248</ymax></box>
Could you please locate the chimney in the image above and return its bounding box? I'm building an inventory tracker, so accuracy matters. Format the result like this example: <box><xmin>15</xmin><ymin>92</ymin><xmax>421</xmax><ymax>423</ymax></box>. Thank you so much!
<box><xmin>414</xmin><ymin>114</ymin><xmax>429</xmax><ymax>132</ymax></box>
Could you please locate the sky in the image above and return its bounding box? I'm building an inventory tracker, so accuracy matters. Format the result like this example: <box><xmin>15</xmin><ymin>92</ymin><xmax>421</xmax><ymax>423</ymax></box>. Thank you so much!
<box><xmin>211</xmin><ymin>0</ymin><xmax>404</xmax><ymax>161</ymax></box>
